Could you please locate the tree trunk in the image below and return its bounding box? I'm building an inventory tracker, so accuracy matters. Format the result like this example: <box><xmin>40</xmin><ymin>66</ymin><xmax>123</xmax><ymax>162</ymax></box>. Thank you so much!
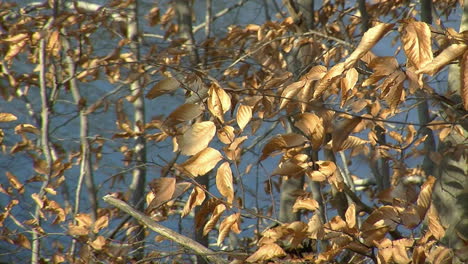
<box><xmin>432</xmin><ymin>2</ymin><xmax>468</xmax><ymax>262</ymax></box>
<box><xmin>127</xmin><ymin>0</ymin><xmax>147</xmax><ymax>259</ymax></box>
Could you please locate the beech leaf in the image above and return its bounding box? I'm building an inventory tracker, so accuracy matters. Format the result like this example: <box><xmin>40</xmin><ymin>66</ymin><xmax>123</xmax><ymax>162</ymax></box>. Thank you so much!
<box><xmin>177</xmin><ymin>121</ymin><xmax>216</xmax><ymax>155</ymax></box>
<box><xmin>236</xmin><ymin>104</ymin><xmax>252</xmax><ymax>131</ymax></box>
<box><xmin>217</xmin><ymin>213</ymin><xmax>241</xmax><ymax>246</ymax></box>
<box><xmin>401</xmin><ymin>21</ymin><xmax>433</xmax><ymax>70</ymax></box>
<box><xmin>246</xmin><ymin>243</ymin><xmax>286</xmax><ymax>262</ymax></box>
<box><xmin>345</xmin><ymin>23</ymin><xmax>394</xmax><ymax>68</ymax></box>
<box><xmin>216</xmin><ymin>162</ymin><xmax>234</xmax><ymax>204</ymax></box>
<box><xmin>146</xmin><ymin>78</ymin><xmax>180</xmax><ymax>99</ymax></box>
<box><xmin>294</xmin><ymin>113</ymin><xmax>325</xmax><ymax>150</ymax></box>
<box><xmin>203</xmin><ymin>204</ymin><xmax>226</xmax><ymax>236</ymax></box>
<box><xmin>164</xmin><ymin>103</ymin><xmax>203</xmax><ymax>126</ymax></box>
<box><xmin>417</xmin><ymin>43</ymin><xmax>467</xmax><ymax>76</ymax></box>
<box><xmin>179</xmin><ymin>147</ymin><xmax>223</xmax><ymax>176</ymax></box>
<box><xmin>182</xmin><ymin>186</ymin><xmax>206</xmax><ymax>217</ymax></box>
<box><xmin>208</xmin><ymin>84</ymin><xmax>231</xmax><ymax>122</ymax></box>
<box><xmin>0</xmin><ymin>113</ymin><xmax>17</xmax><ymax>122</ymax></box>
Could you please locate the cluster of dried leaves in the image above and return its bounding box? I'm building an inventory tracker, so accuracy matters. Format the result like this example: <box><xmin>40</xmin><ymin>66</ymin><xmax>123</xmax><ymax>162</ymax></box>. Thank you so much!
<box><xmin>0</xmin><ymin>0</ymin><xmax>466</xmax><ymax>263</ymax></box>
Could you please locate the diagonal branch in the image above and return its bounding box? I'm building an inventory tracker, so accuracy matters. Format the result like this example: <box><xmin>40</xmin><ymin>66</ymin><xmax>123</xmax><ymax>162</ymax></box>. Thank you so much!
<box><xmin>102</xmin><ymin>195</ymin><xmax>227</xmax><ymax>264</ymax></box>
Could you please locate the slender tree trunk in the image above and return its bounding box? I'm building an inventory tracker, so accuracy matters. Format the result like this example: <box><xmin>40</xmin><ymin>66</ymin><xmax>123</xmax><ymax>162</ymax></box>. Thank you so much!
<box><xmin>31</xmin><ymin>3</ymin><xmax>59</xmax><ymax>261</ymax></box>
<box><xmin>32</xmin><ymin>21</ymin><xmax>54</xmax><ymax>264</ymax></box>
<box><xmin>418</xmin><ymin>0</ymin><xmax>437</xmax><ymax>174</ymax></box>
<box><xmin>128</xmin><ymin>0</ymin><xmax>147</xmax><ymax>259</ymax></box>
<box><xmin>432</xmin><ymin>2</ymin><xmax>468</xmax><ymax>262</ymax></box>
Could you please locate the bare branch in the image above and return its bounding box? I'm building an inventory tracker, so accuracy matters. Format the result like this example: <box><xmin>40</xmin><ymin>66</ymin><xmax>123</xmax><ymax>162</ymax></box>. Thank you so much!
<box><xmin>102</xmin><ymin>195</ymin><xmax>227</xmax><ymax>264</ymax></box>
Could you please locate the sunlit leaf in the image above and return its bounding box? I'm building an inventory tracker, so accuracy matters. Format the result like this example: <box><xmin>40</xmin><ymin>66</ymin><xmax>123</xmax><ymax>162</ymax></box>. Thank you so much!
<box><xmin>217</xmin><ymin>213</ymin><xmax>241</xmax><ymax>246</ymax></box>
<box><xmin>341</xmin><ymin>68</ymin><xmax>359</xmax><ymax>106</ymax></box>
<box><xmin>308</xmin><ymin>214</ymin><xmax>324</xmax><ymax>239</ymax></box>
<box><xmin>272</xmin><ymin>160</ymin><xmax>306</xmax><ymax>177</ymax></box>
<box><xmin>6</xmin><ymin>171</ymin><xmax>24</xmax><ymax>194</ymax></box>
<box><xmin>14</xmin><ymin>124</ymin><xmax>40</xmax><ymax>134</ymax></box>
<box><xmin>217</xmin><ymin>125</ymin><xmax>235</xmax><ymax>144</ymax></box>
<box><xmin>182</xmin><ymin>186</ymin><xmax>206</xmax><ymax>217</ymax></box>
<box><xmin>401</xmin><ymin>21</ymin><xmax>433</xmax><ymax>70</ymax></box>
<box><xmin>203</xmin><ymin>203</ymin><xmax>226</xmax><ymax>236</ymax></box>
<box><xmin>89</xmin><ymin>236</ymin><xmax>106</xmax><ymax>251</ymax></box>
<box><xmin>93</xmin><ymin>215</ymin><xmax>109</xmax><ymax>233</ymax></box>
<box><xmin>345</xmin><ymin>203</ymin><xmax>356</xmax><ymax>229</ymax></box>
<box><xmin>236</xmin><ymin>104</ymin><xmax>252</xmax><ymax>131</ymax></box>
<box><xmin>146</xmin><ymin>77</ymin><xmax>180</xmax><ymax>99</ymax></box>
<box><xmin>260</xmin><ymin>133</ymin><xmax>306</xmax><ymax>160</ymax></box>
<box><xmin>328</xmin><ymin>135</ymin><xmax>368</xmax><ymax>152</ymax></box>
<box><xmin>417</xmin><ymin>43</ymin><xmax>467</xmax><ymax>76</ymax></box>
<box><xmin>314</xmin><ymin>62</ymin><xmax>345</xmax><ymax>99</ymax></box>
<box><xmin>245</xmin><ymin>243</ymin><xmax>286</xmax><ymax>262</ymax></box>
<box><xmin>177</xmin><ymin>121</ymin><xmax>216</xmax><ymax>155</ymax></box>
<box><xmin>280</xmin><ymin>80</ymin><xmax>305</xmax><ymax>109</ymax></box>
<box><xmin>180</xmin><ymin>147</ymin><xmax>223</xmax><ymax>176</ymax></box>
<box><xmin>164</xmin><ymin>103</ymin><xmax>203</xmax><ymax>126</ymax></box>
<box><xmin>216</xmin><ymin>162</ymin><xmax>234</xmax><ymax>204</ymax></box>
<box><xmin>427</xmin><ymin>205</ymin><xmax>445</xmax><ymax>240</ymax></box>
<box><xmin>15</xmin><ymin>233</ymin><xmax>31</xmax><ymax>249</ymax></box>
<box><xmin>146</xmin><ymin>177</ymin><xmax>176</xmax><ymax>213</ymax></box>
<box><xmin>0</xmin><ymin>113</ymin><xmax>17</xmax><ymax>122</ymax></box>
<box><xmin>294</xmin><ymin>113</ymin><xmax>325</xmax><ymax>150</ymax></box>
<box><xmin>293</xmin><ymin>197</ymin><xmax>319</xmax><ymax>212</ymax></box>
<box><xmin>416</xmin><ymin>176</ymin><xmax>436</xmax><ymax>219</ymax></box>
<box><xmin>362</xmin><ymin>56</ymin><xmax>399</xmax><ymax>86</ymax></box>
<box><xmin>208</xmin><ymin>84</ymin><xmax>231</xmax><ymax>122</ymax></box>
<box><xmin>332</xmin><ymin>117</ymin><xmax>362</xmax><ymax>152</ymax></box>
<box><xmin>307</xmin><ymin>161</ymin><xmax>337</xmax><ymax>182</ymax></box>
<box><xmin>344</xmin><ymin>23</ymin><xmax>394</xmax><ymax>68</ymax></box>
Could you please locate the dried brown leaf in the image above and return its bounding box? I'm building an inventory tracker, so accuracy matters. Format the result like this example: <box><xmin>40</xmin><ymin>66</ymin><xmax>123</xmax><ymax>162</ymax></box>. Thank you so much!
<box><xmin>260</xmin><ymin>133</ymin><xmax>306</xmax><ymax>160</ymax></box>
<box><xmin>345</xmin><ymin>23</ymin><xmax>394</xmax><ymax>68</ymax></box>
<box><xmin>208</xmin><ymin>84</ymin><xmax>231</xmax><ymax>122</ymax></box>
<box><xmin>417</xmin><ymin>43</ymin><xmax>467</xmax><ymax>76</ymax></box>
<box><xmin>180</xmin><ymin>147</ymin><xmax>223</xmax><ymax>176</ymax></box>
<box><xmin>345</xmin><ymin>203</ymin><xmax>356</xmax><ymax>229</ymax></box>
<box><xmin>0</xmin><ymin>113</ymin><xmax>17</xmax><ymax>122</ymax></box>
<box><xmin>217</xmin><ymin>213</ymin><xmax>241</xmax><ymax>246</ymax></box>
<box><xmin>164</xmin><ymin>103</ymin><xmax>203</xmax><ymax>126</ymax></box>
<box><xmin>94</xmin><ymin>215</ymin><xmax>109</xmax><ymax>233</ymax></box>
<box><xmin>362</xmin><ymin>56</ymin><xmax>399</xmax><ymax>86</ymax></box>
<box><xmin>246</xmin><ymin>243</ymin><xmax>286</xmax><ymax>263</ymax></box>
<box><xmin>146</xmin><ymin>177</ymin><xmax>176</xmax><ymax>213</ymax></box>
<box><xmin>416</xmin><ymin>176</ymin><xmax>436</xmax><ymax>219</ymax></box>
<box><xmin>89</xmin><ymin>236</ymin><xmax>106</xmax><ymax>251</ymax></box>
<box><xmin>294</xmin><ymin>113</ymin><xmax>325</xmax><ymax>150</ymax></box>
<box><xmin>177</xmin><ymin>121</ymin><xmax>216</xmax><ymax>155</ymax></box>
<box><xmin>332</xmin><ymin>117</ymin><xmax>362</xmax><ymax>152</ymax></box>
<box><xmin>182</xmin><ymin>186</ymin><xmax>206</xmax><ymax>217</ymax></box>
<box><xmin>427</xmin><ymin>205</ymin><xmax>445</xmax><ymax>240</ymax></box>
<box><xmin>216</xmin><ymin>162</ymin><xmax>234</xmax><ymax>204</ymax></box>
<box><xmin>146</xmin><ymin>78</ymin><xmax>179</xmax><ymax>99</ymax></box>
<box><xmin>293</xmin><ymin>197</ymin><xmax>319</xmax><ymax>212</ymax></box>
<box><xmin>341</xmin><ymin>68</ymin><xmax>359</xmax><ymax>105</ymax></box>
<box><xmin>203</xmin><ymin>203</ymin><xmax>226</xmax><ymax>236</ymax></box>
<box><xmin>236</xmin><ymin>104</ymin><xmax>252</xmax><ymax>131</ymax></box>
<box><xmin>217</xmin><ymin>125</ymin><xmax>235</xmax><ymax>144</ymax></box>
<box><xmin>14</xmin><ymin>124</ymin><xmax>40</xmax><ymax>134</ymax></box>
<box><xmin>6</xmin><ymin>171</ymin><xmax>24</xmax><ymax>194</ymax></box>
<box><xmin>314</xmin><ymin>62</ymin><xmax>345</xmax><ymax>99</ymax></box>
<box><xmin>280</xmin><ymin>80</ymin><xmax>305</xmax><ymax>109</ymax></box>
<box><xmin>401</xmin><ymin>21</ymin><xmax>433</xmax><ymax>69</ymax></box>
